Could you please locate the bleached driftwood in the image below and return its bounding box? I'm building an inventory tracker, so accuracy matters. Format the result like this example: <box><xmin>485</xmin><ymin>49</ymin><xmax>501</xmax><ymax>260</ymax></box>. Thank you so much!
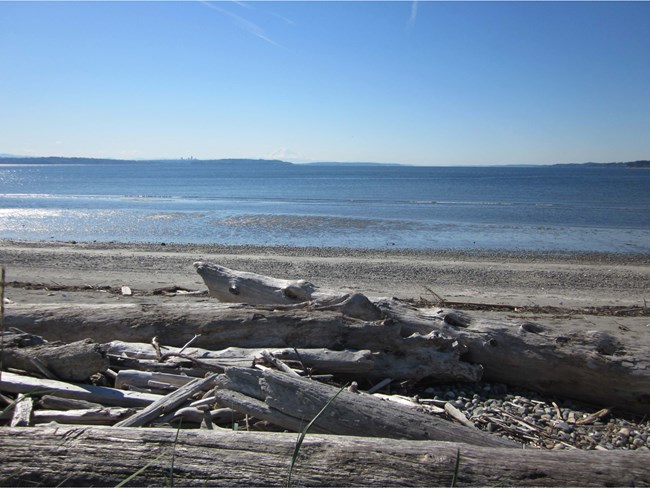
<box><xmin>106</xmin><ymin>341</ymin><xmax>375</xmax><ymax>376</ymax></box>
<box><xmin>33</xmin><ymin>407</ymin><xmax>134</xmax><ymax>425</ymax></box>
<box><xmin>214</xmin><ymin>367</ymin><xmax>516</xmax><ymax>448</ymax></box>
<box><xmin>114</xmin><ymin>370</ymin><xmax>195</xmax><ymax>391</ymax></box>
<box><xmin>2</xmin><ymin>330</ymin><xmax>107</xmax><ymax>381</ymax></box>
<box><xmin>382</xmin><ymin>299</ymin><xmax>650</xmax><ymax>414</ymax></box>
<box><xmin>39</xmin><ymin>394</ymin><xmax>104</xmax><ymax>410</ymax></box>
<box><xmin>9</xmin><ymin>303</ymin><xmax>480</xmax><ymax>383</ymax></box>
<box><xmin>194</xmin><ymin>261</ymin><xmax>325</xmax><ymax>304</ymax></box>
<box><xmin>9</xmin><ymin>394</ymin><xmax>34</xmax><ymax>427</ymax></box>
<box><xmin>2</xmin><ymin>426</ymin><xmax>649</xmax><ymax>487</ymax></box>
<box><xmin>0</xmin><ymin>371</ymin><xmax>162</xmax><ymax>408</ymax></box>
<box><xmin>114</xmin><ymin>373</ymin><xmax>219</xmax><ymax>427</ymax></box>
<box><xmin>6</xmin><ymin>261</ymin><xmax>650</xmax><ymax>412</ymax></box>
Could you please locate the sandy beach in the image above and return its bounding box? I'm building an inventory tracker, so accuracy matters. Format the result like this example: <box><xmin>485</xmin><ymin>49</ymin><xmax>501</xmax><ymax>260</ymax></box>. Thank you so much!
<box><xmin>1</xmin><ymin>239</ymin><xmax>649</xmax><ymax>310</ymax></box>
<box><xmin>2</xmin><ymin>238</ymin><xmax>649</xmax><ymax>341</ymax></box>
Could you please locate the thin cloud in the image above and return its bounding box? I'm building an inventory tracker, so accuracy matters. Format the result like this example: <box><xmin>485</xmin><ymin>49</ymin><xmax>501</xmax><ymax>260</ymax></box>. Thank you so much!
<box><xmin>407</xmin><ymin>0</ymin><xmax>418</xmax><ymax>31</ymax></box>
<box><xmin>263</xmin><ymin>8</ymin><xmax>295</xmax><ymax>26</ymax></box>
<box><xmin>199</xmin><ymin>1</ymin><xmax>281</xmax><ymax>47</ymax></box>
<box><xmin>268</xmin><ymin>148</ymin><xmax>300</xmax><ymax>160</ymax></box>
<box><xmin>234</xmin><ymin>1</ymin><xmax>295</xmax><ymax>26</ymax></box>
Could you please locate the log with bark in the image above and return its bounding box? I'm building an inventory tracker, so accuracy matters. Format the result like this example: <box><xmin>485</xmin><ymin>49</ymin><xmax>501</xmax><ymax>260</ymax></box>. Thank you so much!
<box><xmin>1</xmin><ymin>425</ymin><xmax>648</xmax><ymax>487</ymax></box>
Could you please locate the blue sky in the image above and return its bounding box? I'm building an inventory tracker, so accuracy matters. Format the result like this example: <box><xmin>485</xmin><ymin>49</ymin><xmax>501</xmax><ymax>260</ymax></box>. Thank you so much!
<box><xmin>1</xmin><ymin>1</ymin><xmax>648</xmax><ymax>166</ymax></box>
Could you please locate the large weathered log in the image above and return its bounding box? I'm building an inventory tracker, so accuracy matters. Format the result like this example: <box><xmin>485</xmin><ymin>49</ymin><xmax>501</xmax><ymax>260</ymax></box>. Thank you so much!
<box><xmin>5</xmin><ymin>275</ymin><xmax>650</xmax><ymax>412</ymax></box>
<box><xmin>379</xmin><ymin>299</ymin><xmax>650</xmax><ymax>414</ymax></box>
<box><xmin>7</xmin><ymin>303</ymin><xmax>480</xmax><ymax>383</ymax></box>
<box><xmin>195</xmin><ymin>261</ymin><xmax>386</xmax><ymax>320</ymax></box>
<box><xmin>1</xmin><ymin>426</ymin><xmax>648</xmax><ymax>487</ymax></box>
<box><xmin>2</xmin><ymin>331</ymin><xmax>108</xmax><ymax>381</ymax></box>
<box><xmin>0</xmin><ymin>371</ymin><xmax>162</xmax><ymax>408</ymax></box>
<box><xmin>106</xmin><ymin>341</ymin><xmax>375</xmax><ymax>375</ymax></box>
<box><xmin>214</xmin><ymin>367</ymin><xmax>516</xmax><ymax>448</ymax></box>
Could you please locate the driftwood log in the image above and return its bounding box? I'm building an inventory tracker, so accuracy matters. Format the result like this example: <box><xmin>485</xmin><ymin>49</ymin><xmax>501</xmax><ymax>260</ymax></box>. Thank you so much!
<box><xmin>0</xmin><ymin>371</ymin><xmax>162</xmax><ymax>408</ymax></box>
<box><xmin>114</xmin><ymin>373</ymin><xmax>218</xmax><ymax>427</ymax></box>
<box><xmin>1</xmin><ymin>426</ymin><xmax>649</xmax><ymax>487</ymax></box>
<box><xmin>214</xmin><ymin>367</ymin><xmax>516</xmax><ymax>448</ymax></box>
<box><xmin>7</xmin><ymin>303</ymin><xmax>481</xmax><ymax>383</ymax></box>
<box><xmin>194</xmin><ymin>261</ymin><xmax>327</xmax><ymax>304</ymax></box>
<box><xmin>106</xmin><ymin>341</ymin><xmax>376</xmax><ymax>376</ymax></box>
<box><xmin>1</xmin><ymin>330</ymin><xmax>107</xmax><ymax>381</ymax></box>
<box><xmin>31</xmin><ymin>407</ymin><xmax>135</xmax><ymax>425</ymax></box>
<box><xmin>7</xmin><ymin>299</ymin><xmax>650</xmax><ymax>414</ymax></box>
<box><xmin>5</xmin><ymin>262</ymin><xmax>650</xmax><ymax>413</ymax></box>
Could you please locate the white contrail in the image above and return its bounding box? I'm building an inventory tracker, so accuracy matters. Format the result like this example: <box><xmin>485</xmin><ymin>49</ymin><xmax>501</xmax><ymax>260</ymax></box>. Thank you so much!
<box><xmin>233</xmin><ymin>1</ymin><xmax>295</xmax><ymax>26</ymax></box>
<box><xmin>199</xmin><ymin>1</ymin><xmax>281</xmax><ymax>47</ymax></box>
<box><xmin>407</xmin><ymin>0</ymin><xmax>418</xmax><ymax>31</ymax></box>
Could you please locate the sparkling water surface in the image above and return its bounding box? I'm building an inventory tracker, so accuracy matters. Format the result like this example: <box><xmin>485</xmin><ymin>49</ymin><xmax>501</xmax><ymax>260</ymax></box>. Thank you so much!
<box><xmin>0</xmin><ymin>162</ymin><xmax>648</xmax><ymax>252</ymax></box>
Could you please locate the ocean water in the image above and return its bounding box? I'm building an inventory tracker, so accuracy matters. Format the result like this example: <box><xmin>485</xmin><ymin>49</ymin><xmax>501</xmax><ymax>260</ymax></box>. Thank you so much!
<box><xmin>0</xmin><ymin>161</ymin><xmax>648</xmax><ymax>253</ymax></box>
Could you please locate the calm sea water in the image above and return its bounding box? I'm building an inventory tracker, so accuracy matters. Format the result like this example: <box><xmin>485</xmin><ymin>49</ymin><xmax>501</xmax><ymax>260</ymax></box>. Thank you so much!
<box><xmin>0</xmin><ymin>161</ymin><xmax>648</xmax><ymax>252</ymax></box>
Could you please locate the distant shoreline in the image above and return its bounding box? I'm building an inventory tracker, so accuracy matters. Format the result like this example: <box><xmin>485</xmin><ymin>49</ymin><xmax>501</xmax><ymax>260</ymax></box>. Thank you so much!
<box><xmin>0</xmin><ymin>155</ymin><xmax>648</xmax><ymax>168</ymax></box>
<box><xmin>3</xmin><ymin>238</ymin><xmax>649</xmax><ymax>264</ymax></box>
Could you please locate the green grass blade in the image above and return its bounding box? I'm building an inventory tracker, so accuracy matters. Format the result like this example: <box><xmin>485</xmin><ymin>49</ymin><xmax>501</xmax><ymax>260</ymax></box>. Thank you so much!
<box><xmin>285</xmin><ymin>383</ymin><xmax>347</xmax><ymax>488</ymax></box>
<box><xmin>450</xmin><ymin>448</ymin><xmax>461</xmax><ymax>487</ymax></box>
<box><xmin>169</xmin><ymin>419</ymin><xmax>183</xmax><ymax>487</ymax></box>
<box><xmin>115</xmin><ymin>454</ymin><xmax>164</xmax><ymax>488</ymax></box>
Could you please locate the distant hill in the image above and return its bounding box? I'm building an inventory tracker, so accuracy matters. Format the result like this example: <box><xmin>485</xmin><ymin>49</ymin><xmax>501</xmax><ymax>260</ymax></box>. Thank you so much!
<box><xmin>306</xmin><ymin>161</ymin><xmax>407</xmax><ymax>167</ymax></box>
<box><xmin>0</xmin><ymin>156</ymin><xmax>293</xmax><ymax>166</ymax></box>
<box><xmin>554</xmin><ymin>160</ymin><xmax>650</xmax><ymax>168</ymax></box>
<box><xmin>0</xmin><ymin>153</ymin><xmax>28</xmax><ymax>159</ymax></box>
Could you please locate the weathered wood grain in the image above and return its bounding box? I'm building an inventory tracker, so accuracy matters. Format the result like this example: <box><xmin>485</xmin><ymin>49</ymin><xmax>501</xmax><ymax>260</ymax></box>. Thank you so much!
<box><xmin>0</xmin><ymin>371</ymin><xmax>162</xmax><ymax>408</ymax></box>
<box><xmin>215</xmin><ymin>367</ymin><xmax>517</xmax><ymax>448</ymax></box>
<box><xmin>0</xmin><ymin>426</ymin><xmax>648</xmax><ymax>487</ymax></box>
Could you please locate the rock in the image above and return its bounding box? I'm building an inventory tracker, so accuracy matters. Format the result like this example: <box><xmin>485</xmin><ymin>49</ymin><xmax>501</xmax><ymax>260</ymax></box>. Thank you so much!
<box><xmin>554</xmin><ymin>421</ymin><xmax>573</xmax><ymax>433</ymax></box>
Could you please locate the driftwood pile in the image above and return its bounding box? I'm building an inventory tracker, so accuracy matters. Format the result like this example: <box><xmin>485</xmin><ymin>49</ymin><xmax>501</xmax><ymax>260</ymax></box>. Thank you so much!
<box><xmin>2</xmin><ymin>262</ymin><xmax>650</xmax><ymax>486</ymax></box>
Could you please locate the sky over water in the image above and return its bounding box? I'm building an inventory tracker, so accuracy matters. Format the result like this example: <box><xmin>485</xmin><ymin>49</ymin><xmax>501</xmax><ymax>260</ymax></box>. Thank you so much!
<box><xmin>1</xmin><ymin>1</ymin><xmax>649</xmax><ymax>166</ymax></box>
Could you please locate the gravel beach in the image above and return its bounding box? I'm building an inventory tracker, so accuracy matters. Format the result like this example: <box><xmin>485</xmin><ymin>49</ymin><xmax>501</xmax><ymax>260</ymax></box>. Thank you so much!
<box><xmin>2</xmin><ymin>239</ymin><xmax>649</xmax><ymax>308</ymax></box>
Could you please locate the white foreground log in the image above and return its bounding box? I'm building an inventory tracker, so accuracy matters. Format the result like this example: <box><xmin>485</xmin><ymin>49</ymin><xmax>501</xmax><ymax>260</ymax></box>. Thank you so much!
<box><xmin>0</xmin><ymin>426</ymin><xmax>648</xmax><ymax>487</ymax></box>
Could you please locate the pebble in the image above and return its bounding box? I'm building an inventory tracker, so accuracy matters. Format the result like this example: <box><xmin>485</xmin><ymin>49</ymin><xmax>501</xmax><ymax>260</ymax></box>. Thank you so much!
<box><xmin>554</xmin><ymin>421</ymin><xmax>573</xmax><ymax>433</ymax></box>
<box><xmin>416</xmin><ymin>381</ymin><xmax>650</xmax><ymax>451</ymax></box>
